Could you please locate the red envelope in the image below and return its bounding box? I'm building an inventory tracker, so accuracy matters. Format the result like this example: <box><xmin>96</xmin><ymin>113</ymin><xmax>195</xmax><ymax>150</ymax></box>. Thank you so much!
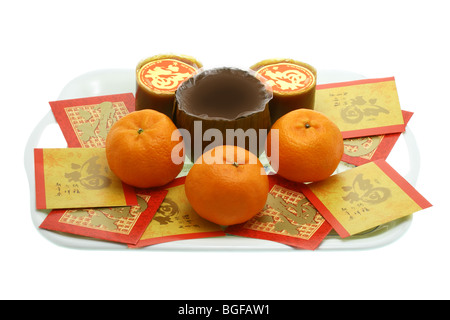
<box><xmin>39</xmin><ymin>189</ymin><xmax>167</xmax><ymax>245</ymax></box>
<box><xmin>226</xmin><ymin>175</ymin><xmax>332</xmax><ymax>250</ymax></box>
<box><xmin>49</xmin><ymin>93</ymin><xmax>135</xmax><ymax>148</ymax></box>
<box><xmin>341</xmin><ymin>110</ymin><xmax>414</xmax><ymax>166</ymax></box>
<box><xmin>130</xmin><ymin>177</ymin><xmax>226</xmax><ymax>248</ymax></box>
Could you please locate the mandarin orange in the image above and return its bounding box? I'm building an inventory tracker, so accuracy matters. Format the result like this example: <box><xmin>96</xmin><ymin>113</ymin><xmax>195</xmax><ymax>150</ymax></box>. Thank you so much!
<box><xmin>185</xmin><ymin>145</ymin><xmax>269</xmax><ymax>226</ymax></box>
<box><xmin>105</xmin><ymin>109</ymin><xmax>184</xmax><ymax>188</ymax></box>
<box><xmin>266</xmin><ymin>109</ymin><xmax>343</xmax><ymax>182</ymax></box>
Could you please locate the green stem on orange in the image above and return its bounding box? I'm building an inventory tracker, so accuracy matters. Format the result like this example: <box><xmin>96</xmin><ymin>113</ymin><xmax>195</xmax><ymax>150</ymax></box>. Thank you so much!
<box><xmin>137</xmin><ymin>128</ymin><xmax>144</xmax><ymax>134</ymax></box>
<box><xmin>232</xmin><ymin>162</ymin><xmax>239</xmax><ymax>168</ymax></box>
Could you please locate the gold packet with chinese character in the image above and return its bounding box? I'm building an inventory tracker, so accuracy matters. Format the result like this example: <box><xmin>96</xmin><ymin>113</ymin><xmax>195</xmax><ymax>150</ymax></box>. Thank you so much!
<box><xmin>34</xmin><ymin>148</ymin><xmax>137</xmax><ymax>209</ymax></box>
<box><xmin>315</xmin><ymin>77</ymin><xmax>405</xmax><ymax>138</ymax></box>
<box><xmin>130</xmin><ymin>177</ymin><xmax>225</xmax><ymax>248</ymax></box>
<box><xmin>301</xmin><ymin>160</ymin><xmax>432</xmax><ymax>238</ymax></box>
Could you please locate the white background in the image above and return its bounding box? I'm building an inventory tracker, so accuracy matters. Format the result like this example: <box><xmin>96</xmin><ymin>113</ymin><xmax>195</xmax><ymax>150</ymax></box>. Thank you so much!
<box><xmin>2</xmin><ymin>0</ymin><xmax>449</xmax><ymax>300</ymax></box>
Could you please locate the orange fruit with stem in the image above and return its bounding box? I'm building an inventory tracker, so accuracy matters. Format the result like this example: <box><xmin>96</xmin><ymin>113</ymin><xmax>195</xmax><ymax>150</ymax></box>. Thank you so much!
<box><xmin>266</xmin><ymin>109</ymin><xmax>343</xmax><ymax>182</ymax></box>
<box><xmin>105</xmin><ymin>109</ymin><xmax>184</xmax><ymax>188</ymax></box>
<box><xmin>185</xmin><ymin>145</ymin><xmax>269</xmax><ymax>226</ymax></box>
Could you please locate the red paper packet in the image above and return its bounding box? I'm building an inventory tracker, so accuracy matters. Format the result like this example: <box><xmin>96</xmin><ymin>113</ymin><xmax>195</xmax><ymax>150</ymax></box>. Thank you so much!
<box><xmin>226</xmin><ymin>175</ymin><xmax>332</xmax><ymax>250</ymax></box>
<box><xmin>341</xmin><ymin>110</ymin><xmax>414</xmax><ymax>166</ymax></box>
<box><xmin>130</xmin><ymin>177</ymin><xmax>226</xmax><ymax>248</ymax></box>
<box><xmin>49</xmin><ymin>93</ymin><xmax>135</xmax><ymax>148</ymax></box>
<box><xmin>39</xmin><ymin>189</ymin><xmax>167</xmax><ymax>245</ymax></box>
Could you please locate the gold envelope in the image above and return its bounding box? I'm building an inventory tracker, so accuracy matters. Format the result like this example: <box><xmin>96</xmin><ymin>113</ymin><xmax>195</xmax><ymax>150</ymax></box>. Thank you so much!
<box><xmin>315</xmin><ymin>77</ymin><xmax>405</xmax><ymax>138</ymax></box>
<box><xmin>34</xmin><ymin>148</ymin><xmax>137</xmax><ymax>209</ymax></box>
<box><xmin>301</xmin><ymin>160</ymin><xmax>431</xmax><ymax>237</ymax></box>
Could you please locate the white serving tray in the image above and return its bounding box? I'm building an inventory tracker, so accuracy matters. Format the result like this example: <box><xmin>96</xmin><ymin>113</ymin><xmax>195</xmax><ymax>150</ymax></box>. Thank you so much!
<box><xmin>24</xmin><ymin>69</ymin><xmax>419</xmax><ymax>251</ymax></box>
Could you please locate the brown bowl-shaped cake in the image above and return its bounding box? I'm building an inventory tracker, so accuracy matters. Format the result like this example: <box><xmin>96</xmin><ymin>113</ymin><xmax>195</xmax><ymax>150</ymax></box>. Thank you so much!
<box><xmin>175</xmin><ymin>67</ymin><xmax>272</xmax><ymax>161</ymax></box>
